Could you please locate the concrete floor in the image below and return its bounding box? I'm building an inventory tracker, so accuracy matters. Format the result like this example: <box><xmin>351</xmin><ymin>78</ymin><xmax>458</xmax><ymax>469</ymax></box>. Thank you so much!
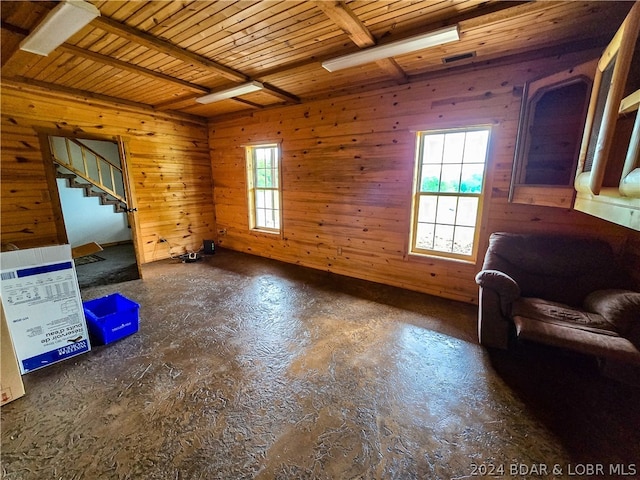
<box><xmin>2</xmin><ymin>249</ymin><xmax>639</xmax><ymax>479</ymax></box>
<box><xmin>75</xmin><ymin>243</ymin><xmax>139</xmax><ymax>289</ymax></box>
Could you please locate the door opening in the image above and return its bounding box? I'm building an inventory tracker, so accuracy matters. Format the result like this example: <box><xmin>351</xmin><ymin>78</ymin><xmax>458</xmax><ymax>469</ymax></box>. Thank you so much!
<box><xmin>40</xmin><ymin>132</ymin><xmax>142</xmax><ymax>289</ymax></box>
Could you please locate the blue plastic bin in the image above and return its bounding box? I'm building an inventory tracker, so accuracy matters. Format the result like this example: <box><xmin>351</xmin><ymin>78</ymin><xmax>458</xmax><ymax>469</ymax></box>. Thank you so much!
<box><xmin>83</xmin><ymin>293</ymin><xmax>139</xmax><ymax>345</ymax></box>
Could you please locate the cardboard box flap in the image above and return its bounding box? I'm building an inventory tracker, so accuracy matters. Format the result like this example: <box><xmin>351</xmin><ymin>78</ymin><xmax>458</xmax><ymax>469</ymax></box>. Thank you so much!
<box><xmin>71</xmin><ymin>242</ymin><xmax>103</xmax><ymax>259</ymax></box>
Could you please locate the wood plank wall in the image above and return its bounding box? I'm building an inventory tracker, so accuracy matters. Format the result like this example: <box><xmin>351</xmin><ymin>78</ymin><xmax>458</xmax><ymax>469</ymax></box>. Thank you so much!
<box><xmin>1</xmin><ymin>81</ymin><xmax>214</xmax><ymax>264</ymax></box>
<box><xmin>210</xmin><ymin>50</ymin><xmax>640</xmax><ymax>304</ymax></box>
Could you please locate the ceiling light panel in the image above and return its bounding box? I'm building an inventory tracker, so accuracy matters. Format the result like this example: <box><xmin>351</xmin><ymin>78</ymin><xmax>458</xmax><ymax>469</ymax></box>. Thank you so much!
<box><xmin>196</xmin><ymin>81</ymin><xmax>265</xmax><ymax>104</ymax></box>
<box><xmin>20</xmin><ymin>0</ymin><xmax>101</xmax><ymax>56</ymax></box>
<box><xmin>322</xmin><ymin>25</ymin><xmax>460</xmax><ymax>72</ymax></box>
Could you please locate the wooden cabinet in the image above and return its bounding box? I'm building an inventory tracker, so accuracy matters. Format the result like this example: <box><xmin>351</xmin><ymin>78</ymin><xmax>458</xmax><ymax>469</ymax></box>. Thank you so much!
<box><xmin>510</xmin><ymin>61</ymin><xmax>594</xmax><ymax>208</ymax></box>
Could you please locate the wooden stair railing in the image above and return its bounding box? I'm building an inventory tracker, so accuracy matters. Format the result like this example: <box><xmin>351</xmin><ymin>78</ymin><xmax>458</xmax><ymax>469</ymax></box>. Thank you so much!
<box><xmin>56</xmin><ymin>170</ymin><xmax>127</xmax><ymax>213</ymax></box>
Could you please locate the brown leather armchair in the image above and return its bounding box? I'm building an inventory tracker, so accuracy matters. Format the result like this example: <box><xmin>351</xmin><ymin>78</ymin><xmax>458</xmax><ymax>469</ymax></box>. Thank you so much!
<box><xmin>475</xmin><ymin>232</ymin><xmax>640</xmax><ymax>366</ymax></box>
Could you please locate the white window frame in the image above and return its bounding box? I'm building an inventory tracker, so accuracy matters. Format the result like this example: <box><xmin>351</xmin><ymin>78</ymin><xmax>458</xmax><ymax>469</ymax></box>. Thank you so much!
<box><xmin>410</xmin><ymin>126</ymin><xmax>491</xmax><ymax>261</ymax></box>
<box><xmin>246</xmin><ymin>143</ymin><xmax>282</xmax><ymax>234</ymax></box>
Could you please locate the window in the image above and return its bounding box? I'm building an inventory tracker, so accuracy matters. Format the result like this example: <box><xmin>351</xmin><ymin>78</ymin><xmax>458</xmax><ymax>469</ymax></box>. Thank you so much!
<box><xmin>411</xmin><ymin>127</ymin><xmax>490</xmax><ymax>260</ymax></box>
<box><xmin>246</xmin><ymin>143</ymin><xmax>281</xmax><ymax>233</ymax></box>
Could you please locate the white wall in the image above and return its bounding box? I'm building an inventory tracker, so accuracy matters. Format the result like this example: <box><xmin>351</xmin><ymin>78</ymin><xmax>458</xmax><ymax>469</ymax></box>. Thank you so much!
<box><xmin>57</xmin><ymin>178</ymin><xmax>131</xmax><ymax>247</ymax></box>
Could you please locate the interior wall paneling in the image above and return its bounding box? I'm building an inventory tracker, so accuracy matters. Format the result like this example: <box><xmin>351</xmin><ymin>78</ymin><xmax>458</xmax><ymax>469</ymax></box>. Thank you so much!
<box><xmin>0</xmin><ymin>81</ymin><xmax>214</xmax><ymax>263</ymax></box>
<box><xmin>210</xmin><ymin>50</ymin><xmax>637</xmax><ymax>304</ymax></box>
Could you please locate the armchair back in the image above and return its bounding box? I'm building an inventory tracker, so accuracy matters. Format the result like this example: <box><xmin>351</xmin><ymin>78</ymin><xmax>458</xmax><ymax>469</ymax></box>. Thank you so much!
<box><xmin>484</xmin><ymin>232</ymin><xmax>627</xmax><ymax>307</ymax></box>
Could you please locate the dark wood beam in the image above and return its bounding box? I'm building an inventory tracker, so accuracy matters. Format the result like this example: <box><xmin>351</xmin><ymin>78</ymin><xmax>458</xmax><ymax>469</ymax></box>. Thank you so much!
<box><xmin>6</xmin><ymin>76</ymin><xmax>154</xmax><ymax>111</ymax></box>
<box><xmin>3</xmin><ymin>77</ymin><xmax>206</xmax><ymax>123</ymax></box>
<box><xmin>2</xmin><ymin>20</ymin><xmax>210</xmax><ymax>95</ymax></box>
<box><xmin>314</xmin><ymin>1</ymin><xmax>408</xmax><ymax>84</ymax></box>
<box><xmin>90</xmin><ymin>15</ymin><xmax>302</xmax><ymax>105</ymax></box>
<box><xmin>262</xmin><ymin>83</ymin><xmax>301</xmax><ymax>104</ymax></box>
<box><xmin>59</xmin><ymin>44</ymin><xmax>210</xmax><ymax>95</ymax></box>
<box><xmin>374</xmin><ymin>58</ymin><xmax>409</xmax><ymax>84</ymax></box>
<box><xmin>154</xmin><ymin>94</ymin><xmax>201</xmax><ymax>112</ymax></box>
<box><xmin>91</xmin><ymin>16</ymin><xmax>248</xmax><ymax>83</ymax></box>
<box><xmin>231</xmin><ymin>98</ymin><xmax>265</xmax><ymax>109</ymax></box>
<box><xmin>313</xmin><ymin>1</ymin><xmax>375</xmax><ymax>47</ymax></box>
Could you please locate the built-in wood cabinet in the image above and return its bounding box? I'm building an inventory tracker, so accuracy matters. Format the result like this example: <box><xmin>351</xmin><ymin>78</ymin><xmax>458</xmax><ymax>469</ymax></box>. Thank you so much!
<box><xmin>510</xmin><ymin>61</ymin><xmax>594</xmax><ymax>208</ymax></box>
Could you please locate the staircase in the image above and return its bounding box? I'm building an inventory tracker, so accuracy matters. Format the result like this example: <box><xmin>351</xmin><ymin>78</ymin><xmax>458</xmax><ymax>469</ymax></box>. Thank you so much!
<box><xmin>51</xmin><ymin>137</ymin><xmax>128</xmax><ymax>213</ymax></box>
<box><xmin>56</xmin><ymin>169</ymin><xmax>127</xmax><ymax>213</ymax></box>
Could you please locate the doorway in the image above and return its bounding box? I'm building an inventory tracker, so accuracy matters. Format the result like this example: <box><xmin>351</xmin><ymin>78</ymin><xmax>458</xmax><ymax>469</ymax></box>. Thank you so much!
<box><xmin>40</xmin><ymin>132</ymin><xmax>142</xmax><ymax>289</ymax></box>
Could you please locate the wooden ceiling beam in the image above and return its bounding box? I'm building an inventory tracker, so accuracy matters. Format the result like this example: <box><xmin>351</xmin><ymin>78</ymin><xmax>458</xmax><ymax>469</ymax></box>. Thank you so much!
<box><xmin>1</xmin><ymin>20</ymin><xmax>29</xmax><ymax>66</ymax></box>
<box><xmin>6</xmin><ymin>76</ymin><xmax>154</xmax><ymax>111</ymax></box>
<box><xmin>314</xmin><ymin>1</ymin><xmax>375</xmax><ymax>47</ymax></box>
<box><xmin>155</xmin><ymin>84</ymin><xmax>302</xmax><ymax>112</ymax></box>
<box><xmin>460</xmin><ymin>1</ymin><xmax>558</xmax><ymax>30</ymax></box>
<box><xmin>91</xmin><ymin>16</ymin><xmax>248</xmax><ymax>83</ymax></box>
<box><xmin>3</xmin><ymin>76</ymin><xmax>206</xmax><ymax>124</ymax></box>
<box><xmin>1</xmin><ymin>20</ymin><xmax>210</xmax><ymax>96</ymax></box>
<box><xmin>255</xmin><ymin>1</ymin><xmax>533</xmax><ymax>81</ymax></box>
<box><xmin>59</xmin><ymin>44</ymin><xmax>210</xmax><ymax>95</ymax></box>
<box><xmin>314</xmin><ymin>1</ymin><xmax>408</xmax><ymax>84</ymax></box>
<box><xmin>375</xmin><ymin>58</ymin><xmax>409</xmax><ymax>84</ymax></box>
<box><xmin>231</xmin><ymin>98</ymin><xmax>265</xmax><ymax>109</ymax></box>
<box><xmin>154</xmin><ymin>94</ymin><xmax>201</xmax><ymax>111</ymax></box>
<box><xmin>262</xmin><ymin>83</ymin><xmax>301</xmax><ymax>104</ymax></box>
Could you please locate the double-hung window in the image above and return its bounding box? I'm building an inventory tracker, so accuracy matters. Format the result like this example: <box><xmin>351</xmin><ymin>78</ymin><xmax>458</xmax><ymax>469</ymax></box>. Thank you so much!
<box><xmin>411</xmin><ymin>127</ymin><xmax>490</xmax><ymax>260</ymax></box>
<box><xmin>246</xmin><ymin>143</ymin><xmax>281</xmax><ymax>233</ymax></box>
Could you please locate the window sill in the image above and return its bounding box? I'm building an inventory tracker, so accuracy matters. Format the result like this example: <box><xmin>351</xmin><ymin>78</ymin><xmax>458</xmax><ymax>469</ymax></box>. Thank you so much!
<box><xmin>250</xmin><ymin>228</ymin><xmax>281</xmax><ymax>237</ymax></box>
<box><xmin>407</xmin><ymin>251</ymin><xmax>477</xmax><ymax>265</ymax></box>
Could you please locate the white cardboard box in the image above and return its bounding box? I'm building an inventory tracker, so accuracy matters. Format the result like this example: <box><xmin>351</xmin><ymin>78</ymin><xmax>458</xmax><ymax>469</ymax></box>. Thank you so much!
<box><xmin>0</xmin><ymin>245</ymin><xmax>91</xmax><ymax>374</ymax></box>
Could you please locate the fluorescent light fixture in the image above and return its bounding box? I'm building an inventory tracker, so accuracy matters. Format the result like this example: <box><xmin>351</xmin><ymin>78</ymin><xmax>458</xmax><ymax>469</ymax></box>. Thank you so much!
<box><xmin>20</xmin><ymin>0</ymin><xmax>100</xmax><ymax>56</ymax></box>
<box><xmin>322</xmin><ymin>24</ymin><xmax>459</xmax><ymax>72</ymax></box>
<box><xmin>196</xmin><ymin>81</ymin><xmax>265</xmax><ymax>104</ymax></box>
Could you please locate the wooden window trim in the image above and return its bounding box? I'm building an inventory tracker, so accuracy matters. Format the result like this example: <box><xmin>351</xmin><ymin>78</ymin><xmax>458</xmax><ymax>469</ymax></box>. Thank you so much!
<box><xmin>246</xmin><ymin>143</ymin><xmax>283</xmax><ymax>235</ymax></box>
<box><xmin>409</xmin><ymin>126</ymin><xmax>491</xmax><ymax>263</ymax></box>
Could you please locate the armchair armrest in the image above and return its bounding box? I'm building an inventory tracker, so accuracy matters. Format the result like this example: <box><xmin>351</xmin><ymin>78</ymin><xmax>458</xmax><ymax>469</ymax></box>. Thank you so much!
<box><xmin>475</xmin><ymin>270</ymin><xmax>520</xmax><ymax>349</ymax></box>
<box><xmin>475</xmin><ymin>269</ymin><xmax>521</xmax><ymax>302</ymax></box>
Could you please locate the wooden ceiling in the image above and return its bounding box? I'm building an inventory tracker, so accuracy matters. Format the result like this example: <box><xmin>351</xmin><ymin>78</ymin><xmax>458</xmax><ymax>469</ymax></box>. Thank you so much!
<box><xmin>0</xmin><ymin>1</ymin><xmax>633</xmax><ymax>120</ymax></box>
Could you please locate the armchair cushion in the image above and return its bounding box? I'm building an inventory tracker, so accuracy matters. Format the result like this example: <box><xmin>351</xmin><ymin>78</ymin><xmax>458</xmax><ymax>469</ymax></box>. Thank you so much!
<box><xmin>584</xmin><ymin>289</ymin><xmax>640</xmax><ymax>334</ymax></box>
<box><xmin>584</xmin><ymin>289</ymin><xmax>640</xmax><ymax>348</ymax></box>
<box><xmin>475</xmin><ymin>269</ymin><xmax>520</xmax><ymax>302</ymax></box>
<box><xmin>513</xmin><ymin>297</ymin><xmax>618</xmax><ymax>336</ymax></box>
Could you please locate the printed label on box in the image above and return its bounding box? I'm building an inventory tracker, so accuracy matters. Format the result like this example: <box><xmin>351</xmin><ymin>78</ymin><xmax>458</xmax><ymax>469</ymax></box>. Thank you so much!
<box><xmin>1</xmin><ymin>251</ymin><xmax>90</xmax><ymax>374</ymax></box>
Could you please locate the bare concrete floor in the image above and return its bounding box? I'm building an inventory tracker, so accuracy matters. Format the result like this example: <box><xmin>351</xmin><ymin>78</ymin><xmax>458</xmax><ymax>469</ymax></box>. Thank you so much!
<box><xmin>75</xmin><ymin>243</ymin><xmax>139</xmax><ymax>289</ymax></box>
<box><xmin>2</xmin><ymin>249</ymin><xmax>639</xmax><ymax>479</ymax></box>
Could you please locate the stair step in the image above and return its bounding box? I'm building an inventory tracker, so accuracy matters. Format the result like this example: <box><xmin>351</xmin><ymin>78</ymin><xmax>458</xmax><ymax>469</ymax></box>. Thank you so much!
<box><xmin>56</xmin><ymin>172</ymin><xmax>76</xmax><ymax>180</ymax></box>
